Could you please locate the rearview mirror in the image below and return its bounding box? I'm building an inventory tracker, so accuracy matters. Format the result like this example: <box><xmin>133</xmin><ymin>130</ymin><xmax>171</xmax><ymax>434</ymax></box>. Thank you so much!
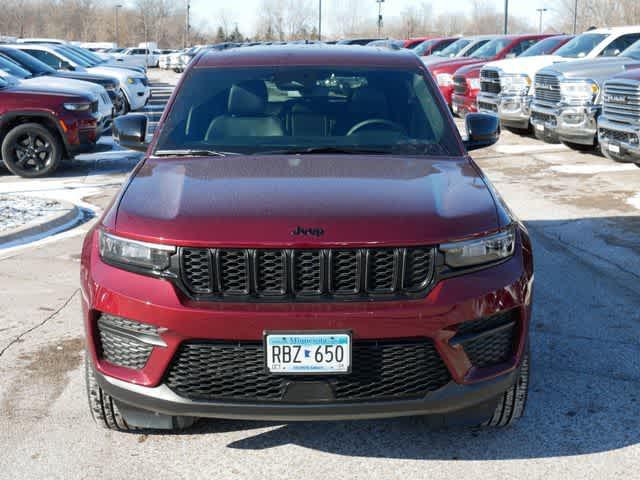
<box><xmin>113</xmin><ymin>114</ymin><xmax>149</xmax><ymax>152</ymax></box>
<box><xmin>463</xmin><ymin>113</ymin><xmax>500</xmax><ymax>151</ymax></box>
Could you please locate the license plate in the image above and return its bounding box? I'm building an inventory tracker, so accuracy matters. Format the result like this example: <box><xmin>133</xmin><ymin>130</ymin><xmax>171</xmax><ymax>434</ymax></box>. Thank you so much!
<box><xmin>535</xmin><ymin>123</ymin><xmax>544</xmax><ymax>132</ymax></box>
<box><xmin>608</xmin><ymin>143</ymin><xmax>621</xmax><ymax>154</ymax></box>
<box><xmin>265</xmin><ymin>332</ymin><xmax>351</xmax><ymax>374</ymax></box>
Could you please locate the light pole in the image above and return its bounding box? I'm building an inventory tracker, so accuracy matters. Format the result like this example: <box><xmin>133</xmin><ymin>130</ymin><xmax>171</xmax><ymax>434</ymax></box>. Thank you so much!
<box><xmin>573</xmin><ymin>0</ymin><xmax>578</xmax><ymax>34</ymax></box>
<box><xmin>318</xmin><ymin>0</ymin><xmax>322</xmax><ymax>41</ymax></box>
<box><xmin>536</xmin><ymin>8</ymin><xmax>548</xmax><ymax>33</ymax></box>
<box><xmin>185</xmin><ymin>0</ymin><xmax>191</xmax><ymax>48</ymax></box>
<box><xmin>503</xmin><ymin>0</ymin><xmax>509</xmax><ymax>34</ymax></box>
<box><xmin>376</xmin><ymin>0</ymin><xmax>384</xmax><ymax>37</ymax></box>
<box><xmin>114</xmin><ymin>4</ymin><xmax>122</xmax><ymax>47</ymax></box>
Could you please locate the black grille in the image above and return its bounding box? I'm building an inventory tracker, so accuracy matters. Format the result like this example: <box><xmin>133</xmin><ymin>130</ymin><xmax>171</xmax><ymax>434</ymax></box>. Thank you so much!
<box><xmin>97</xmin><ymin>316</ymin><xmax>155</xmax><ymax>369</ymax></box>
<box><xmin>180</xmin><ymin>247</ymin><xmax>435</xmax><ymax>301</ymax></box>
<box><xmin>478</xmin><ymin>101</ymin><xmax>498</xmax><ymax>113</ymax></box>
<box><xmin>453</xmin><ymin>76</ymin><xmax>467</xmax><ymax>95</ymax></box>
<box><xmin>480</xmin><ymin>68</ymin><xmax>501</xmax><ymax>95</ymax></box>
<box><xmin>165</xmin><ymin>340</ymin><xmax>452</xmax><ymax>402</ymax></box>
<box><xmin>454</xmin><ymin>311</ymin><xmax>518</xmax><ymax>368</ymax></box>
<box><xmin>599</xmin><ymin>127</ymin><xmax>638</xmax><ymax>144</ymax></box>
<box><xmin>531</xmin><ymin>111</ymin><xmax>557</xmax><ymax>126</ymax></box>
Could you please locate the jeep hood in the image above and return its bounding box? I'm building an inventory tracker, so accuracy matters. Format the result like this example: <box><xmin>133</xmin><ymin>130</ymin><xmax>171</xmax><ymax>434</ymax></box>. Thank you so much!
<box><xmin>20</xmin><ymin>76</ymin><xmax>103</xmax><ymax>97</ymax></box>
<box><xmin>113</xmin><ymin>155</ymin><xmax>500</xmax><ymax>246</ymax></box>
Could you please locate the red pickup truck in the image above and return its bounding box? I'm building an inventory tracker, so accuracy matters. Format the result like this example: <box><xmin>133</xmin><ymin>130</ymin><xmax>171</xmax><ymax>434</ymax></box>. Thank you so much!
<box><xmin>428</xmin><ymin>34</ymin><xmax>554</xmax><ymax>109</ymax></box>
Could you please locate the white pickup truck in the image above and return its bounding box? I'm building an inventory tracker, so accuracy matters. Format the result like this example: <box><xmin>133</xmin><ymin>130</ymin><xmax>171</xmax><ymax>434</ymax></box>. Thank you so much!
<box><xmin>477</xmin><ymin>27</ymin><xmax>640</xmax><ymax>131</ymax></box>
<box><xmin>112</xmin><ymin>48</ymin><xmax>159</xmax><ymax>68</ymax></box>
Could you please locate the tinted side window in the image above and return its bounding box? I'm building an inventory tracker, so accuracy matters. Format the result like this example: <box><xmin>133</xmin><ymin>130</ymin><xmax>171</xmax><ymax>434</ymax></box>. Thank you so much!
<box><xmin>511</xmin><ymin>39</ymin><xmax>538</xmax><ymax>56</ymax></box>
<box><xmin>24</xmin><ymin>49</ymin><xmax>60</xmax><ymax>68</ymax></box>
<box><xmin>600</xmin><ymin>34</ymin><xmax>640</xmax><ymax>56</ymax></box>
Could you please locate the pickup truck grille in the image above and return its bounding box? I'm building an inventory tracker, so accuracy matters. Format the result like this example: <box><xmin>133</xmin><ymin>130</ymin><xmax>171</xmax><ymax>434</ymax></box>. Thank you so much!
<box><xmin>180</xmin><ymin>246</ymin><xmax>435</xmax><ymax>301</ymax></box>
<box><xmin>453</xmin><ymin>75</ymin><xmax>467</xmax><ymax>95</ymax></box>
<box><xmin>480</xmin><ymin>68</ymin><xmax>501</xmax><ymax>95</ymax></box>
<box><xmin>165</xmin><ymin>339</ymin><xmax>452</xmax><ymax>402</ymax></box>
<box><xmin>534</xmin><ymin>73</ymin><xmax>561</xmax><ymax>104</ymax></box>
<box><xmin>602</xmin><ymin>80</ymin><xmax>640</xmax><ymax>124</ymax></box>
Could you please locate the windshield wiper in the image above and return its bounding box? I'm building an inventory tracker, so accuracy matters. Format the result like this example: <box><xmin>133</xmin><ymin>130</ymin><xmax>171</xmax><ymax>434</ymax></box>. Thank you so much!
<box><xmin>258</xmin><ymin>146</ymin><xmax>391</xmax><ymax>155</ymax></box>
<box><xmin>154</xmin><ymin>149</ymin><xmax>239</xmax><ymax>157</ymax></box>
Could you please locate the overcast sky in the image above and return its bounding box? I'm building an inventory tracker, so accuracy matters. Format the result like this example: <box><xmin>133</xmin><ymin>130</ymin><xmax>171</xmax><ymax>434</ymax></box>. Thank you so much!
<box><xmin>188</xmin><ymin>0</ymin><xmax>555</xmax><ymax>36</ymax></box>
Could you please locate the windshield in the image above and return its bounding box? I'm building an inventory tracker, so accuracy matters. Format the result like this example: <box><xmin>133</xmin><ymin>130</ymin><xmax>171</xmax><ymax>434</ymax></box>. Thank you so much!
<box><xmin>0</xmin><ymin>56</ymin><xmax>31</xmax><ymax>78</ymax></box>
<box><xmin>434</xmin><ymin>39</ymin><xmax>471</xmax><ymax>57</ymax></box>
<box><xmin>412</xmin><ymin>39</ymin><xmax>439</xmax><ymax>56</ymax></box>
<box><xmin>621</xmin><ymin>40</ymin><xmax>640</xmax><ymax>60</ymax></box>
<box><xmin>519</xmin><ymin>36</ymin><xmax>569</xmax><ymax>57</ymax></box>
<box><xmin>155</xmin><ymin>67</ymin><xmax>460</xmax><ymax>157</ymax></box>
<box><xmin>555</xmin><ymin>33</ymin><xmax>607</xmax><ymax>58</ymax></box>
<box><xmin>0</xmin><ymin>48</ymin><xmax>54</xmax><ymax>76</ymax></box>
<box><xmin>470</xmin><ymin>38</ymin><xmax>512</xmax><ymax>59</ymax></box>
<box><xmin>67</xmin><ymin>46</ymin><xmax>103</xmax><ymax>65</ymax></box>
<box><xmin>55</xmin><ymin>47</ymin><xmax>93</xmax><ymax>67</ymax></box>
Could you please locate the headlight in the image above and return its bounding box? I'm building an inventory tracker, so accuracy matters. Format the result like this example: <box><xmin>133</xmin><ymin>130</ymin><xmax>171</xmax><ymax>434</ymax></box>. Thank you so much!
<box><xmin>467</xmin><ymin>78</ymin><xmax>481</xmax><ymax>90</ymax></box>
<box><xmin>560</xmin><ymin>80</ymin><xmax>599</xmax><ymax>104</ymax></box>
<box><xmin>99</xmin><ymin>231</ymin><xmax>175</xmax><ymax>271</ymax></box>
<box><xmin>440</xmin><ymin>227</ymin><xmax>515</xmax><ymax>268</ymax></box>
<box><xmin>126</xmin><ymin>77</ymin><xmax>140</xmax><ymax>85</ymax></box>
<box><xmin>436</xmin><ymin>73</ymin><xmax>453</xmax><ymax>87</ymax></box>
<box><xmin>63</xmin><ymin>102</ymin><xmax>92</xmax><ymax>111</ymax></box>
<box><xmin>500</xmin><ymin>74</ymin><xmax>531</xmax><ymax>95</ymax></box>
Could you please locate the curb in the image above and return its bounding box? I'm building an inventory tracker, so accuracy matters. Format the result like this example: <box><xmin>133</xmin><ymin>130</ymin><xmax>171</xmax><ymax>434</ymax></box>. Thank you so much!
<box><xmin>0</xmin><ymin>199</ymin><xmax>81</xmax><ymax>247</ymax></box>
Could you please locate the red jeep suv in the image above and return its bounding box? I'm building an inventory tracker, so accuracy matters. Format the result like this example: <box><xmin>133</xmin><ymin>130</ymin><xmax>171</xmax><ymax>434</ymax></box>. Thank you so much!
<box><xmin>82</xmin><ymin>46</ymin><xmax>533</xmax><ymax>431</ymax></box>
<box><xmin>0</xmin><ymin>75</ymin><xmax>100</xmax><ymax>177</ymax></box>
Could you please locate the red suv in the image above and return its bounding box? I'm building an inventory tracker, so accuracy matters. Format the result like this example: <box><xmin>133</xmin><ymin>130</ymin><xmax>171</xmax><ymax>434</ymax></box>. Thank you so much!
<box><xmin>0</xmin><ymin>75</ymin><xmax>100</xmax><ymax>177</ymax></box>
<box><xmin>428</xmin><ymin>34</ymin><xmax>553</xmax><ymax>108</ymax></box>
<box><xmin>82</xmin><ymin>46</ymin><xmax>533</xmax><ymax>431</ymax></box>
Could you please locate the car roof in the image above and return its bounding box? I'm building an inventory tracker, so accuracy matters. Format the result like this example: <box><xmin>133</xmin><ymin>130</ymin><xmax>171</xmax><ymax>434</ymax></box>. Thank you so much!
<box><xmin>588</xmin><ymin>25</ymin><xmax>640</xmax><ymax>34</ymax></box>
<box><xmin>195</xmin><ymin>44</ymin><xmax>422</xmax><ymax>69</ymax></box>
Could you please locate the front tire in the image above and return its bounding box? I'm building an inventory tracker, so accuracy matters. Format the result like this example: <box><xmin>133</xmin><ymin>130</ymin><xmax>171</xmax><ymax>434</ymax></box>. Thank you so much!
<box><xmin>482</xmin><ymin>346</ymin><xmax>530</xmax><ymax>427</ymax></box>
<box><xmin>1</xmin><ymin>123</ymin><xmax>62</xmax><ymax>178</ymax></box>
<box><xmin>85</xmin><ymin>355</ymin><xmax>197</xmax><ymax>431</ymax></box>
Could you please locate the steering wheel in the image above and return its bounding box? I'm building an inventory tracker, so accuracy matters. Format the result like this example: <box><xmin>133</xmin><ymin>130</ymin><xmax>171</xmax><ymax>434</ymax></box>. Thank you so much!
<box><xmin>346</xmin><ymin>119</ymin><xmax>407</xmax><ymax>136</ymax></box>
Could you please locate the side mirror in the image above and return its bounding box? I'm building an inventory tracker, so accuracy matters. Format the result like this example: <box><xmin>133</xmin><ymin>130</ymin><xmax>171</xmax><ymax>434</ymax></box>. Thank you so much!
<box><xmin>463</xmin><ymin>113</ymin><xmax>500</xmax><ymax>151</ymax></box>
<box><xmin>505</xmin><ymin>52</ymin><xmax>517</xmax><ymax>59</ymax></box>
<box><xmin>113</xmin><ymin>114</ymin><xmax>148</xmax><ymax>152</ymax></box>
<box><xmin>60</xmin><ymin>60</ymin><xmax>74</xmax><ymax>71</ymax></box>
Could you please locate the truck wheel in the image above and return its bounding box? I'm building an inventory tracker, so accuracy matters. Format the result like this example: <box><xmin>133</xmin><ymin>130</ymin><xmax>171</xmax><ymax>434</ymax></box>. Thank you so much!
<box><xmin>482</xmin><ymin>346</ymin><xmax>530</xmax><ymax>427</ymax></box>
<box><xmin>120</xmin><ymin>89</ymin><xmax>131</xmax><ymax>114</ymax></box>
<box><xmin>1</xmin><ymin>123</ymin><xmax>62</xmax><ymax>178</ymax></box>
<box><xmin>85</xmin><ymin>355</ymin><xmax>197</xmax><ymax>431</ymax></box>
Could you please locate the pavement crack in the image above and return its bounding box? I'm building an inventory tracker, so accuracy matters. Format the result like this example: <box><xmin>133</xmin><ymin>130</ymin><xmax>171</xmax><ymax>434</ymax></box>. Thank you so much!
<box><xmin>0</xmin><ymin>288</ymin><xmax>80</xmax><ymax>360</ymax></box>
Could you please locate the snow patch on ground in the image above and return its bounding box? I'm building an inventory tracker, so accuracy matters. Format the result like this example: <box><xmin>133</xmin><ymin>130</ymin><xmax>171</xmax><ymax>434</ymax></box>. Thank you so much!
<box><xmin>495</xmin><ymin>144</ymin><xmax>568</xmax><ymax>155</ymax></box>
<box><xmin>0</xmin><ymin>195</ymin><xmax>62</xmax><ymax>232</ymax></box>
<box><xmin>550</xmin><ymin>164</ymin><xmax>638</xmax><ymax>174</ymax></box>
<box><xmin>627</xmin><ymin>192</ymin><xmax>640</xmax><ymax>210</ymax></box>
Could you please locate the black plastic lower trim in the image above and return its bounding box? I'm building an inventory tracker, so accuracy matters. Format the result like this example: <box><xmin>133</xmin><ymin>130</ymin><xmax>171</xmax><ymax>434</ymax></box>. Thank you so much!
<box><xmin>94</xmin><ymin>366</ymin><xmax>519</xmax><ymax>421</ymax></box>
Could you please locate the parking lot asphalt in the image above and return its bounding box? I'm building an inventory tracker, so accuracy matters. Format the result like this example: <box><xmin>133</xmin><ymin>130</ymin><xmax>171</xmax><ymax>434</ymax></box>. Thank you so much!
<box><xmin>0</xmin><ymin>71</ymin><xmax>638</xmax><ymax>480</ymax></box>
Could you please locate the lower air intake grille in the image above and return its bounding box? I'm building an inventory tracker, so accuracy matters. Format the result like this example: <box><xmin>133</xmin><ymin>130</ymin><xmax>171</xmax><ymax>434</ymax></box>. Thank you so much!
<box><xmin>165</xmin><ymin>340</ymin><xmax>452</xmax><ymax>402</ymax></box>
<box><xmin>97</xmin><ymin>315</ymin><xmax>157</xmax><ymax>370</ymax></box>
<box><xmin>454</xmin><ymin>310</ymin><xmax>518</xmax><ymax>368</ymax></box>
<box><xmin>180</xmin><ymin>246</ymin><xmax>436</xmax><ymax>301</ymax></box>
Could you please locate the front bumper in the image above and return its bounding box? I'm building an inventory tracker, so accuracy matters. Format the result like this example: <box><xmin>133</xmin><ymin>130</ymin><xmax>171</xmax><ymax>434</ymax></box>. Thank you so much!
<box><xmin>452</xmin><ymin>92</ymin><xmax>478</xmax><ymax>116</ymax></box>
<box><xmin>94</xmin><ymin>363</ymin><xmax>519</xmax><ymax>421</ymax></box>
<box><xmin>81</xmin><ymin>227</ymin><xmax>533</xmax><ymax>421</ymax></box>
<box><xmin>531</xmin><ymin>102</ymin><xmax>600</xmax><ymax>145</ymax></box>
<box><xmin>598</xmin><ymin>117</ymin><xmax>640</xmax><ymax>163</ymax></box>
<box><xmin>479</xmin><ymin>93</ymin><xmax>531</xmax><ymax>130</ymax></box>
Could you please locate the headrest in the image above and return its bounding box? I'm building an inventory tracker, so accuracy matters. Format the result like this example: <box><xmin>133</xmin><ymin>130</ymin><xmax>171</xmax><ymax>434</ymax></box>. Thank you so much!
<box><xmin>228</xmin><ymin>80</ymin><xmax>267</xmax><ymax>115</ymax></box>
<box><xmin>348</xmin><ymin>87</ymin><xmax>389</xmax><ymax>117</ymax></box>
